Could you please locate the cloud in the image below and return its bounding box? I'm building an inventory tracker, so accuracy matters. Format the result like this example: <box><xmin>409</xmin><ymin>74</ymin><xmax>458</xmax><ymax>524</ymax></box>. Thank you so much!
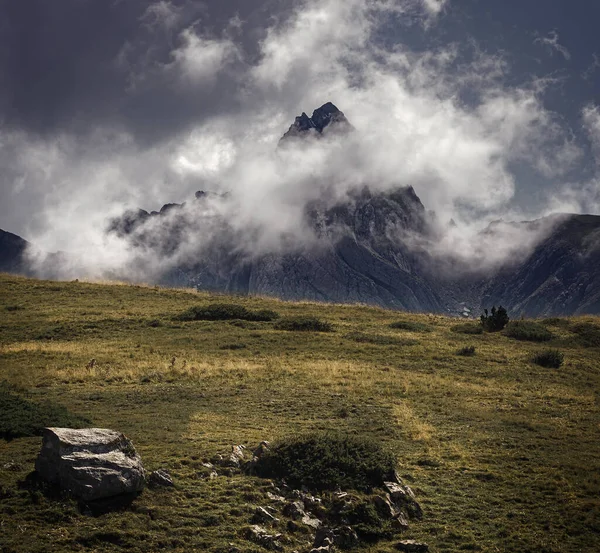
<box><xmin>582</xmin><ymin>53</ymin><xmax>600</xmax><ymax>81</ymax></box>
<box><xmin>534</xmin><ymin>30</ymin><xmax>571</xmax><ymax>61</ymax></box>
<box><xmin>166</xmin><ymin>29</ymin><xmax>239</xmax><ymax>85</ymax></box>
<box><xmin>0</xmin><ymin>0</ymin><xmax>596</xmax><ymax>282</ymax></box>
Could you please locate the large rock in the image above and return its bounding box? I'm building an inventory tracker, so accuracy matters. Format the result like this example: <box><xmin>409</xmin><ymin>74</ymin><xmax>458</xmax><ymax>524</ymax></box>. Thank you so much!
<box><xmin>35</xmin><ymin>427</ymin><xmax>145</xmax><ymax>501</ymax></box>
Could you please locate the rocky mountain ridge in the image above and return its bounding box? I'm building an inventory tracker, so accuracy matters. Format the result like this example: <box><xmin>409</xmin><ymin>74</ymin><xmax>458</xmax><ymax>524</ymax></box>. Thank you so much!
<box><xmin>2</xmin><ymin>103</ymin><xmax>600</xmax><ymax>317</ymax></box>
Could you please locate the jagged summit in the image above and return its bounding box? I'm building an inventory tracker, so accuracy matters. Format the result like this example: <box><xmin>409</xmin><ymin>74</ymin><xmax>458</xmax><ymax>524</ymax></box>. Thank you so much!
<box><xmin>281</xmin><ymin>102</ymin><xmax>354</xmax><ymax>141</ymax></box>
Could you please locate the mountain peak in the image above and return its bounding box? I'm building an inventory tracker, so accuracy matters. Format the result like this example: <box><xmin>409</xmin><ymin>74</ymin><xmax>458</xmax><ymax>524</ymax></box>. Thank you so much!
<box><xmin>281</xmin><ymin>102</ymin><xmax>353</xmax><ymax>142</ymax></box>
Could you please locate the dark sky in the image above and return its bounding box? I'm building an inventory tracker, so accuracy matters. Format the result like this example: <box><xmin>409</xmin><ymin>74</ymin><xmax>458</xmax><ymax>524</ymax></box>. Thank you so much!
<box><xmin>0</xmin><ymin>0</ymin><xmax>599</xmax><ymax>243</ymax></box>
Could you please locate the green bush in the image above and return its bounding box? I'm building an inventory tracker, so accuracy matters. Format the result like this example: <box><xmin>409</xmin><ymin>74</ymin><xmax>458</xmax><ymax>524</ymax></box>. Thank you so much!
<box><xmin>0</xmin><ymin>382</ymin><xmax>91</xmax><ymax>440</ymax></box>
<box><xmin>480</xmin><ymin>306</ymin><xmax>509</xmax><ymax>332</ymax></box>
<box><xmin>504</xmin><ymin>321</ymin><xmax>553</xmax><ymax>342</ymax></box>
<box><xmin>571</xmin><ymin>323</ymin><xmax>600</xmax><ymax>348</ymax></box>
<box><xmin>451</xmin><ymin>323</ymin><xmax>483</xmax><ymax>335</ymax></box>
<box><xmin>532</xmin><ymin>349</ymin><xmax>564</xmax><ymax>368</ymax></box>
<box><xmin>254</xmin><ymin>432</ymin><xmax>395</xmax><ymax>491</ymax></box>
<box><xmin>388</xmin><ymin>321</ymin><xmax>431</xmax><ymax>332</ymax></box>
<box><xmin>344</xmin><ymin>332</ymin><xmax>417</xmax><ymax>346</ymax></box>
<box><xmin>274</xmin><ymin>316</ymin><xmax>333</xmax><ymax>332</ymax></box>
<box><xmin>456</xmin><ymin>345</ymin><xmax>476</xmax><ymax>356</ymax></box>
<box><xmin>175</xmin><ymin>303</ymin><xmax>279</xmax><ymax>322</ymax></box>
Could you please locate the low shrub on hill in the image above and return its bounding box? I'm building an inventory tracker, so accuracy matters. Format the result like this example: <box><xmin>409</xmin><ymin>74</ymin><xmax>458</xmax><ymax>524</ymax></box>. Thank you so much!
<box><xmin>504</xmin><ymin>321</ymin><xmax>553</xmax><ymax>342</ymax></box>
<box><xmin>274</xmin><ymin>316</ymin><xmax>333</xmax><ymax>332</ymax></box>
<box><xmin>388</xmin><ymin>321</ymin><xmax>431</xmax><ymax>332</ymax></box>
<box><xmin>456</xmin><ymin>345</ymin><xmax>476</xmax><ymax>356</ymax></box>
<box><xmin>532</xmin><ymin>349</ymin><xmax>564</xmax><ymax>368</ymax></box>
<box><xmin>254</xmin><ymin>432</ymin><xmax>395</xmax><ymax>491</ymax></box>
<box><xmin>175</xmin><ymin>303</ymin><xmax>279</xmax><ymax>322</ymax></box>
<box><xmin>0</xmin><ymin>382</ymin><xmax>91</xmax><ymax>440</ymax></box>
<box><xmin>451</xmin><ymin>323</ymin><xmax>483</xmax><ymax>335</ymax></box>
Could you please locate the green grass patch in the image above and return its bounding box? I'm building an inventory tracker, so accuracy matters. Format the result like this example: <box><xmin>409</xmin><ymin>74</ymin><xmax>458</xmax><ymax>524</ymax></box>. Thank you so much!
<box><xmin>451</xmin><ymin>322</ymin><xmax>483</xmax><ymax>335</ymax></box>
<box><xmin>0</xmin><ymin>382</ymin><xmax>91</xmax><ymax>440</ymax></box>
<box><xmin>274</xmin><ymin>316</ymin><xmax>333</xmax><ymax>332</ymax></box>
<box><xmin>344</xmin><ymin>332</ymin><xmax>417</xmax><ymax>346</ymax></box>
<box><xmin>255</xmin><ymin>432</ymin><xmax>395</xmax><ymax>491</ymax></box>
<box><xmin>571</xmin><ymin>322</ymin><xmax>600</xmax><ymax>347</ymax></box>
<box><xmin>504</xmin><ymin>321</ymin><xmax>553</xmax><ymax>342</ymax></box>
<box><xmin>388</xmin><ymin>321</ymin><xmax>431</xmax><ymax>332</ymax></box>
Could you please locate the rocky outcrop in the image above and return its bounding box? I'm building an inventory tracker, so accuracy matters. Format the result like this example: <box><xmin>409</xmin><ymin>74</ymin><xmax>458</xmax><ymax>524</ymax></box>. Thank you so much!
<box><xmin>281</xmin><ymin>102</ymin><xmax>353</xmax><ymax>142</ymax></box>
<box><xmin>35</xmin><ymin>427</ymin><xmax>145</xmax><ymax>501</ymax></box>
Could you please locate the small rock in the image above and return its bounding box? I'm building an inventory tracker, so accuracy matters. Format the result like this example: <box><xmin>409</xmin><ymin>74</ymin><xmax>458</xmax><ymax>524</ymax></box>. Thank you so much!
<box><xmin>394</xmin><ymin>540</ymin><xmax>429</xmax><ymax>552</ymax></box>
<box><xmin>284</xmin><ymin>500</ymin><xmax>306</xmax><ymax>520</ymax></box>
<box><xmin>228</xmin><ymin>445</ymin><xmax>247</xmax><ymax>468</ymax></box>
<box><xmin>252</xmin><ymin>506</ymin><xmax>280</xmax><ymax>525</ymax></box>
<box><xmin>148</xmin><ymin>469</ymin><xmax>174</xmax><ymax>488</ymax></box>
<box><xmin>315</xmin><ymin>526</ymin><xmax>358</xmax><ymax>549</ymax></box>
<box><xmin>245</xmin><ymin>525</ymin><xmax>283</xmax><ymax>551</ymax></box>
<box><xmin>201</xmin><ymin>462</ymin><xmax>214</xmax><ymax>469</ymax></box>
<box><xmin>384</xmin><ymin>482</ymin><xmax>423</xmax><ymax>520</ymax></box>
<box><xmin>267</xmin><ymin>491</ymin><xmax>286</xmax><ymax>503</ymax></box>
<box><xmin>253</xmin><ymin>441</ymin><xmax>270</xmax><ymax>458</ymax></box>
<box><xmin>301</xmin><ymin>513</ymin><xmax>321</xmax><ymax>530</ymax></box>
<box><xmin>373</xmin><ymin>494</ymin><xmax>396</xmax><ymax>519</ymax></box>
<box><xmin>209</xmin><ymin>470</ymin><xmax>218</xmax><ymax>480</ymax></box>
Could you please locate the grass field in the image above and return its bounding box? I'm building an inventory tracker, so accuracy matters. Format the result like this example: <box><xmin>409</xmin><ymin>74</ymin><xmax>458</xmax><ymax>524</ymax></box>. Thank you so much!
<box><xmin>1</xmin><ymin>273</ymin><xmax>599</xmax><ymax>553</ymax></box>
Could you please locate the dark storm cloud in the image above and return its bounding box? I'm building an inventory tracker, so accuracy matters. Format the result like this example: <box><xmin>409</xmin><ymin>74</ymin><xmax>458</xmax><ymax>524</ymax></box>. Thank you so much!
<box><xmin>0</xmin><ymin>0</ymin><xmax>293</xmax><ymax>143</ymax></box>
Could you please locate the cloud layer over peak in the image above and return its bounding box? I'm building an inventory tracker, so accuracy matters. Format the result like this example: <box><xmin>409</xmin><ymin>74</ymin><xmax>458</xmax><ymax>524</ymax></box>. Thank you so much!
<box><xmin>0</xmin><ymin>0</ymin><xmax>599</xmax><ymax>281</ymax></box>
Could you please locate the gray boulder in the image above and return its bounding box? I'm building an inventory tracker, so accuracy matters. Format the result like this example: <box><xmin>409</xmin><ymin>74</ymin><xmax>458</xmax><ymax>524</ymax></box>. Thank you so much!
<box><xmin>35</xmin><ymin>427</ymin><xmax>145</xmax><ymax>501</ymax></box>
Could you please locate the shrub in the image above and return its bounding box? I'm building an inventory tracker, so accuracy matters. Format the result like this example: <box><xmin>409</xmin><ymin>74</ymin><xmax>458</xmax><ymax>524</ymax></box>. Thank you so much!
<box><xmin>344</xmin><ymin>332</ymin><xmax>417</xmax><ymax>346</ymax></box>
<box><xmin>456</xmin><ymin>345</ymin><xmax>476</xmax><ymax>356</ymax></box>
<box><xmin>451</xmin><ymin>323</ymin><xmax>483</xmax><ymax>335</ymax></box>
<box><xmin>175</xmin><ymin>303</ymin><xmax>279</xmax><ymax>322</ymax></box>
<box><xmin>388</xmin><ymin>321</ymin><xmax>431</xmax><ymax>332</ymax></box>
<box><xmin>254</xmin><ymin>432</ymin><xmax>395</xmax><ymax>491</ymax></box>
<box><xmin>532</xmin><ymin>349</ymin><xmax>564</xmax><ymax>368</ymax></box>
<box><xmin>504</xmin><ymin>321</ymin><xmax>553</xmax><ymax>342</ymax></box>
<box><xmin>252</xmin><ymin>309</ymin><xmax>280</xmax><ymax>322</ymax></box>
<box><xmin>571</xmin><ymin>323</ymin><xmax>600</xmax><ymax>348</ymax></box>
<box><xmin>219</xmin><ymin>343</ymin><xmax>247</xmax><ymax>350</ymax></box>
<box><xmin>0</xmin><ymin>382</ymin><xmax>91</xmax><ymax>440</ymax></box>
<box><xmin>480</xmin><ymin>306</ymin><xmax>509</xmax><ymax>332</ymax></box>
<box><xmin>274</xmin><ymin>316</ymin><xmax>333</xmax><ymax>332</ymax></box>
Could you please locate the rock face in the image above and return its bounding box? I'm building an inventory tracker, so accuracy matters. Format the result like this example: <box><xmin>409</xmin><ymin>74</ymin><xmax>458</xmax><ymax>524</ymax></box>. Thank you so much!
<box><xmin>0</xmin><ymin>229</ymin><xmax>29</xmax><ymax>274</ymax></box>
<box><xmin>35</xmin><ymin>428</ymin><xmax>145</xmax><ymax>501</ymax></box>
<box><xmin>481</xmin><ymin>214</ymin><xmax>600</xmax><ymax>316</ymax></box>
<box><xmin>281</xmin><ymin>102</ymin><xmax>353</xmax><ymax>141</ymax></box>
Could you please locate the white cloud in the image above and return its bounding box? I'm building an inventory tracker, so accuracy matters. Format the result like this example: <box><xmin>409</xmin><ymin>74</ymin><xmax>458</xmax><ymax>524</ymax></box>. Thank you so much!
<box><xmin>167</xmin><ymin>28</ymin><xmax>238</xmax><ymax>85</ymax></box>
<box><xmin>534</xmin><ymin>30</ymin><xmax>571</xmax><ymax>61</ymax></box>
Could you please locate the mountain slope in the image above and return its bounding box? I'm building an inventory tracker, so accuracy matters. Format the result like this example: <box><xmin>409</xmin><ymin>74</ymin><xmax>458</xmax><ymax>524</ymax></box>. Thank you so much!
<box><xmin>0</xmin><ymin>229</ymin><xmax>29</xmax><ymax>274</ymax></box>
<box><xmin>481</xmin><ymin>214</ymin><xmax>600</xmax><ymax>316</ymax></box>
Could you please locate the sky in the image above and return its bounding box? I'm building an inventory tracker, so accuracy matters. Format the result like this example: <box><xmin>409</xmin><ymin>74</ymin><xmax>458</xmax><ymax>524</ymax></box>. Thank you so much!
<box><xmin>0</xmin><ymin>0</ymin><xmax>599</xmax><ymax>277</ymax></box>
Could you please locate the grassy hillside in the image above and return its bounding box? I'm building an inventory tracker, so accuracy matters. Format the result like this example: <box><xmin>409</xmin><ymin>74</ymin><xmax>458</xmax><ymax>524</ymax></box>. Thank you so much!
<box><xmin>0</xmin><ymin>273</ymin><xmax>599</xmax><ymax>553</ymax></box>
